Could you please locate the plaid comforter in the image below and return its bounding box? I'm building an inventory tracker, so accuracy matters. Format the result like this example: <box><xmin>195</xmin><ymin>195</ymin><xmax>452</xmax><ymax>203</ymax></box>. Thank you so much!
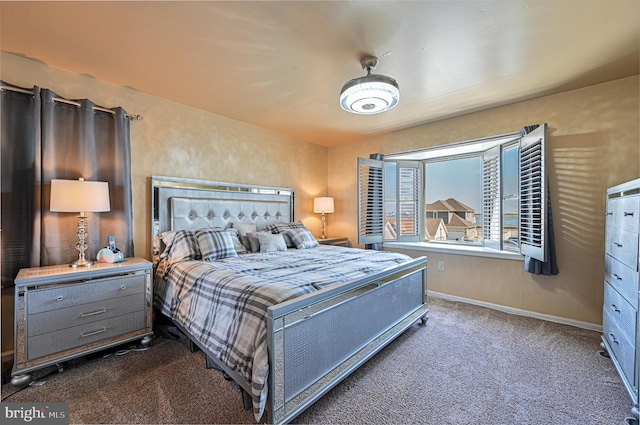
<box><xmin>154</xmin><ymin>245</ymin><xmax>411</xmax><ymax>420</ymax></box>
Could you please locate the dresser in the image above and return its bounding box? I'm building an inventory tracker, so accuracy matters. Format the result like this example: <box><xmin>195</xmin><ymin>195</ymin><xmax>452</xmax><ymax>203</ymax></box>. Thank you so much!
<box><xmin>11</xmin><ymin>258</ymin><xmax>153</xmax><ymax>387</ymax></box>
<box><xmin>602</xmin><ymin>178</ymin><xmax>640</xmax><ymax>420</ymax></box>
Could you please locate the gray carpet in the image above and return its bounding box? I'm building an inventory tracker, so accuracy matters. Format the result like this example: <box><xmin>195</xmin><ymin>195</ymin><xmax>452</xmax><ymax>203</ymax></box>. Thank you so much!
<box><xmin>1</xmin><ymin>297</ymin><xmax>631</xmax><ymax>424</ymax></box>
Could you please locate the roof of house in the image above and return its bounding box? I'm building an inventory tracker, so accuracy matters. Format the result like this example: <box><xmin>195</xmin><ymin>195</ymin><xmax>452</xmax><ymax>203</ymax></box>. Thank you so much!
<box><xmin>425</xmin><ymin>218</ymin><xmax>447</xmax><ymax>238</ymax></box>
<box><xmin>426</xmin><ymin>198</ymin><xmax>474</xmax><ymax>213</ymax></box>
<box><xmin>447</xmin><ymin>214</ymin><xmax>476</xmax><ymax>229</ymax></box>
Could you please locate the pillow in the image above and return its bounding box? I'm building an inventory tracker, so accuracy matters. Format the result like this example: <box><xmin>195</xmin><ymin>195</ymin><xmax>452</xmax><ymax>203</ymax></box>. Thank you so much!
<box><xmin>224</xmin><ymin>228</ymin><xmax>248</xmax><ymax>255</ymax></box>
<box><xmin>196</xmin><ymin>229</ymin><xmax>238</xmax><ymax>261</ymax></box>
<box><xmin>284</xmin><ymin>227</ymin><xmax>319</xmax><ymax>249</ymax></box>
<box><xmin>232</xmin><ymin>222</ymin><xmax>257</xmax><ymax>250</ymax></box>
<box><xmin>164</xmin><ymin>229</ymin><xmax>201</xmax><ymax>262</ymax></box>
<box><xmin>265</xmin><ymin>221</ymin><xmax>305</xmax><ymax>234</ymax></box>
<box><xmin>246</xmin><ymin>231</ymin><xmax>270</xmax><ymax>253</ymax></box>
<box><xmin>266</xmin><ymin>221</ymin><xmax>307</xmax><ymax>248</ymax></box>
<box><xmin>256</xmin><ymin>232</ymin><xmax>287</xmax><ymax>253</ymax></box>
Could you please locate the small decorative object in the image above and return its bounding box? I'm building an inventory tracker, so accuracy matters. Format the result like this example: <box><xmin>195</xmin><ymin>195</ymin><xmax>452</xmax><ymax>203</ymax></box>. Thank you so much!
<box><xmin>96</xmin><ymin>247</ymin><xmax>124</xmax><ymax>263</ymax></box>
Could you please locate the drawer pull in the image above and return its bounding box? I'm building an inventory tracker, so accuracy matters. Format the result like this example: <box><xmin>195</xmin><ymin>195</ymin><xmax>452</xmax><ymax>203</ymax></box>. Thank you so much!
<box><xmin>120</xmin><ymin>285</ymin><xmax>127</xmax><ymax>291</ymax></box>
<box><xmin>606</xmin><ymin>212</ymin><xmax>613</xmax><ymax>216</ymax></box>
<box><xmin>56</xmin><ymin>296</ymin><xmax>64</xmax><ymax>302</ymax></box>
<box><xmin>613</xmin><ymin>242</ymin><xmax>623</xmax><ymax>248</ymax></box>
<box><xmin>80</xmin><ymin>308</ymin><xmax>107</xmax><ymax>317</ymax></box>
<box><xmin>624</xmin><ymin>211</ymin><xmax>634</xmax><ymax>217</ymax></box>
<box><xmin>609</xmin><ymin>333</ymin><xmax>619</xmax><ymax>345</ymax></box>
<box><xmin>81</xmin><ymin>327</ymin><xmax>107</xmax><ymax>338</ymax></box>
<box><xmin>612</xmin><ymin>273</ymin><xmax>623</xmax><ymax>281</ymax></box>
<box><xmin>611</xmin><ymin>304</ymin><xmax>621</xmax><ymax>313</ymax></box>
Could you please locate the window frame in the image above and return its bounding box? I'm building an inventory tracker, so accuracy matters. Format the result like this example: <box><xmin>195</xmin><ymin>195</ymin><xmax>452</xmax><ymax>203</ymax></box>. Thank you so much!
<box><xmin>358</xmin><ymin>124</ymin><xmax>547</xmax><ymax>261</ymax></box>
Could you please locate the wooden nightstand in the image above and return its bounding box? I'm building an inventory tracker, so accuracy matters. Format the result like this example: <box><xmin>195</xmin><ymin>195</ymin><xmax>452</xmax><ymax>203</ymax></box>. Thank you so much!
<box><xmin>318</xmin><ymin>237</ymin><xmax>350</xmax><ymax>247</ymax></box>
<box><xmin>11</xmin><ymin>258</ymin><xmax>153</xmax><ymax>386</ymax></box>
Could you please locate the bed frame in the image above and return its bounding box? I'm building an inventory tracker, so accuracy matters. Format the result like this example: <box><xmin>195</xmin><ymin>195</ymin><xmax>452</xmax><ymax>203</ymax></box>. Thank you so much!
<box><xmin>151</xmin><ymin>176</ymin><xmax>428</xmax><ymax>424</ymax></box>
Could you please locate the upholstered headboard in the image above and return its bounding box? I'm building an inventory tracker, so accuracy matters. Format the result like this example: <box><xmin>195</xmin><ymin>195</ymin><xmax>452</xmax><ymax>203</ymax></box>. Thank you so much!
<box><xmin>151</xmin><ymin>176</ymin><xmax>295</xmax><ymax>255</ymax></box>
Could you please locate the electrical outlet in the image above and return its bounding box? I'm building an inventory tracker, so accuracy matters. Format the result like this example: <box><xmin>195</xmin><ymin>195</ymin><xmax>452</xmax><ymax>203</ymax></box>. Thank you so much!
<box><xmin>437</xmin><ymin>261</ymin><xmax>445</xmax><ymax>271</ymax></box>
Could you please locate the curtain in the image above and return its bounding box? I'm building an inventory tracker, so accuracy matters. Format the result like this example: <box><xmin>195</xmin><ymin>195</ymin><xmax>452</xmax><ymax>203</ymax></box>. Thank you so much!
<box><xmin>1</xmin><ymin>82</ymin><xmax>133</xmax><ymax>287</ymax></box>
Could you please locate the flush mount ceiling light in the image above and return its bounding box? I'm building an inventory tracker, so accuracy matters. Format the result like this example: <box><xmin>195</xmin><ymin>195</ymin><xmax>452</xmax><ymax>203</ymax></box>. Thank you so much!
<box><xmin>340</xmin><ymin>55</ymin><xmax>399</xmax><ymax>114</ymax></box>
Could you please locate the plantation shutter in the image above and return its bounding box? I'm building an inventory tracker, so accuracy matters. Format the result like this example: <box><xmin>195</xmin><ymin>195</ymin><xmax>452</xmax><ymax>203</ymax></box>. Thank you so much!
<box><xmin>358</xmin><ymin>157</ymin><xmax>384</xmax><ymax>245</ymax></box>
<box><xmin>482</xmin><ymin>146</ymin><xmax>501</xmax><ymax>251</ymax></box>
<box><xmin>397</xmin><ymin>161</ymin><xmax>422</xmax><ymax>242</ymax></box>
<box><xmin>519</xmin><ymin>124</ymin><xmax>547</xmax><ymax>262</ymax></box>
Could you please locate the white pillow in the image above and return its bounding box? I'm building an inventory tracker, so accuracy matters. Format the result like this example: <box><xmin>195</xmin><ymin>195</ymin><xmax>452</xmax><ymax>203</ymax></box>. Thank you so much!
<box><xmin>256</xmin><ymin>232</ymin><xmax>287</xmax><ymax>253</ymax></box>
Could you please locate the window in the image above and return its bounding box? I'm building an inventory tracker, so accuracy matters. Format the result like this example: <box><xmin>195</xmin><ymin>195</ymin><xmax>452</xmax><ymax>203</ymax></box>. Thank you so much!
<box><xmin>358</xmin><ymin>124</ymin><xmax>547</xmax><ymax>261</ymax></box>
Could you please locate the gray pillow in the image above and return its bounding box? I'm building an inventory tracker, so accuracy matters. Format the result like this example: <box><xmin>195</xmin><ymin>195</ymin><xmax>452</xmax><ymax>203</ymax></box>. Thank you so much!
<box><xmin>232</xmin><ymin>222</ymin><xmax>257</xmax><ymax>251</ymax></box>
<box><xmin>256</xmin><ymin>232</ymin><xmax>287</xmax><ymax>253</ymax></box>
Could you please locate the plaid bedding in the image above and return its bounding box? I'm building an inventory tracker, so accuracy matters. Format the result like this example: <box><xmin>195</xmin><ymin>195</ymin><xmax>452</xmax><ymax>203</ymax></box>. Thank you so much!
<box><xmin>154</xmin><ymin>245</ymin><xmax>411</xmax><ymax>420</ymax></box>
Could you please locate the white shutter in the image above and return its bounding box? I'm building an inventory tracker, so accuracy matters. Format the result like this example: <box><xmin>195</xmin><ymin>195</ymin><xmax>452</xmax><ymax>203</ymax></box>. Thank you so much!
<box><xmin>358</xmin><ymin>157</ymin><xmax>385</xmax><ymax>245</ymax></box>
<box><xmin>397</xmin><ymin>162</ymin><xmax>422</xmax><ymax>242</ymax></box>
<box><xmin>482</xmin><ymin>146</ymin><xmax>501</xmax><ymax>250</ymax></box>
<box><xmin>519</xmin><ymin>124</ymin><xmax>547</xmax><ymax>262</ymax></box>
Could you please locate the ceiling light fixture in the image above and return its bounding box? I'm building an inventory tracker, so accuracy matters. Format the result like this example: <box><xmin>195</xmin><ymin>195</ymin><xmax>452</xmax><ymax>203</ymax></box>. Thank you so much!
<box><xmin>340</xmin><ymin>56</ymin><xmax>399</xmax><ymax>114</ymax></box>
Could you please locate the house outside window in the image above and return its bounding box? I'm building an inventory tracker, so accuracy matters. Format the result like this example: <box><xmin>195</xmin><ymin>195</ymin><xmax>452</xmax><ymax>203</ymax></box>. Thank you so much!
<box><xmin>358</xmin><ymin>124</ymin><xmax>547</xmax><ymax>261</ymax></box>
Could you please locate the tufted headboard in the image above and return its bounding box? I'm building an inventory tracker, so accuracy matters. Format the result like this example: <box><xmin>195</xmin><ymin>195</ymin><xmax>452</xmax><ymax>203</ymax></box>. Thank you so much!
<box><xmin>151</xmin><ymin>176</ymin><xmax>295</xmax><ymax>256</ymax></box>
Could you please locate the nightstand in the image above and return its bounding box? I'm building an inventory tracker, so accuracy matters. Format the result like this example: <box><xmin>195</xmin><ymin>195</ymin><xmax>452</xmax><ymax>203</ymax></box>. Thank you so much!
<box><xmin>11</xmin><ymin>258</ymin><xmax>153</xmax><ymax>386</ymax></box>
<box><xmin>318</xmin><ymin>237</ymin><xmax>350</xmax><ymax>247</ymax></box>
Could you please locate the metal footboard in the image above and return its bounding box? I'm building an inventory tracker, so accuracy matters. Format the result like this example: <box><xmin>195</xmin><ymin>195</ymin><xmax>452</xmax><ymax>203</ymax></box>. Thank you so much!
<box><xmin>266</xmin><ymin>256</ymin><xmax>428</xmax><ymax>424</ymax></box>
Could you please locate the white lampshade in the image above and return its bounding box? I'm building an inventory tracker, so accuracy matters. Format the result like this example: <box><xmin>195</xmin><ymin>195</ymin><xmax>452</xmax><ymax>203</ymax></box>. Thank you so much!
<box><xmin>313</xmin><ymin>197</ymin><xmax>334</xmax><ymax>214</ymax></box>
<box><xmin>50</xmin><ymin>178</ymin><xmax>111</xmax><ymax>213</ymax></box>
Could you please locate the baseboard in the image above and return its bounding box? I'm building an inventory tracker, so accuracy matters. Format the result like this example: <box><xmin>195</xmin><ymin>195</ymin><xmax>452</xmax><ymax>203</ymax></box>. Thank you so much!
<box><xmin>427</xmin><ymin>290</ymin><xmax>603</xmax><ymax>333</ymax></box>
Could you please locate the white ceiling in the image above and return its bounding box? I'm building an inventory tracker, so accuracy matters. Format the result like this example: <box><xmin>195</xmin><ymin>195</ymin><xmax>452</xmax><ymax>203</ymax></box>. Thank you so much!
<box><xmin>1</xmin><ymin>1</ymin><xmax>638</xmax><ymax>147</ymax></box>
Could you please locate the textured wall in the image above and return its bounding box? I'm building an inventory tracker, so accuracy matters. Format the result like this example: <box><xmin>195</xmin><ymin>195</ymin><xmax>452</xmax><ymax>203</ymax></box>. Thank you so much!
<box><xmin>0</xmin><ymin>52</ymin><xmax>328</xmax><ymax>355</ymax></box>
<box><xmin>328</xmin><ymin>75</ymin><xmax>639</xmax><ymax>326</ymax></box>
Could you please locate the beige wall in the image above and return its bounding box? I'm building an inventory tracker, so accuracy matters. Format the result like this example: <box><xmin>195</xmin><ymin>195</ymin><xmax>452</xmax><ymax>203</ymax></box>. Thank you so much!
<box><xmin>328</xmin><ymin>75</ymin><xmax>640</xmax><ymax>326</ymax></box>
<box><xmin>1</xmin><ymin>52</ymin><xmax>328</xmax><ymax>354</ymax></box>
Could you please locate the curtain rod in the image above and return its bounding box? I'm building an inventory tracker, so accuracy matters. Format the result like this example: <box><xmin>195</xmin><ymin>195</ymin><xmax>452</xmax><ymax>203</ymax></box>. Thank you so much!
<box><xmin>0</xmin><ymin>85</ymin><xmax>143</xmax><ymax>121</ymax></box>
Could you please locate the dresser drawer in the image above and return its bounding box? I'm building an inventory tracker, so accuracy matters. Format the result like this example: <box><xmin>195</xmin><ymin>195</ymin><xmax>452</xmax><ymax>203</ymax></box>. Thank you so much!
<box><xmin>603</xmin><ymin>308</ymin><xmax>636</xmax><ymax>386</ymax></box>
<box><xmin>606</xmin><ymin>229</ymin><xmax>639</xmax><ymax>271</ymax></box>
<box><xmin>607</xmin><ymin>196</ymin><xmax>640</xmax><ymax>234</ymax></box>
<box><xmin>606</xmin><ymin>255</ymin><xmax>640</xmax><ymax>309</ymax></box>
<box><xmin>28</xmin><ymin>273</ymin><xmax>146</xmax><ymax>314</ymax></box>
<box><xmin>27</xmin><ymin>311</ymin><xmax>146</xmax><ymax>360</ymax></box>
<box><xmin>604</xmin><ymin>282</ymin><xmax>637</xmax><ymax>343</ymax></box>
<box><xmin>28</xmin><ymin>293</ymin><xmax>145</xmax><ymax>337</ymax></box>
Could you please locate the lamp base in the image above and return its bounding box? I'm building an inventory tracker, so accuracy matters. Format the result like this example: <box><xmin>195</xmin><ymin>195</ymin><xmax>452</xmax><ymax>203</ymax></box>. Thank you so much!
<box><xmin>70</xmin><ymin>258</ymin><xmax>93</xmax><ymax>268</ymax></box>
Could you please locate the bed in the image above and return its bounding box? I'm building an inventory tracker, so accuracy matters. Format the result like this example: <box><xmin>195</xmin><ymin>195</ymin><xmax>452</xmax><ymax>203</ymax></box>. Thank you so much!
<box><xmin>151</xmin><ymin>176</ymin><xmax>428</xmax><ymax>424</ymax></box>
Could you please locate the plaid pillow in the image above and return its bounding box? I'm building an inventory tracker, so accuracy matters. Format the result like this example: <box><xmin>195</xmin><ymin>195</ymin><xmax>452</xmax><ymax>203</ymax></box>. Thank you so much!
<box><xmin>166</xmin><ymin>230</ymin><xmax>201</xmax><ymax>262</ymax></box>
<box><xmin>284</xmin><ymin>227</ymin><xmax>319</xmax><ymax>249</ymax></box>
<box><xmin>196</xmin><ymin>229</ymin><xmax>238</xmax><ymax>261</ymax></box>
<box><xmin>265</xmin><ymin>221</ymin><xmax>305</xmax><ymax>234</ymax></box>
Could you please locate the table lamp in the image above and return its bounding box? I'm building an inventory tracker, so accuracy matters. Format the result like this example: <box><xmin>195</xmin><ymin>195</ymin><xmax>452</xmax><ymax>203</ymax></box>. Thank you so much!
<box><xmin>50</xmin><ymin>177</ymin><xmax>111</xmax><ymax>267</ymax></box>
<box><xmin>313</xmin><ymin>196</ymin><xmax>334</xmax><ymax>239</ymax></box>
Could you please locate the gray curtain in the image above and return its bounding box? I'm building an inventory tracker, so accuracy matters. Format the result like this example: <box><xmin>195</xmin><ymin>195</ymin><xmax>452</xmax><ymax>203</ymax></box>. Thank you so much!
<box><xmin>1</xmin><ymin>82</ymin><xmax>133</xmax><ymax>286</ymax></box>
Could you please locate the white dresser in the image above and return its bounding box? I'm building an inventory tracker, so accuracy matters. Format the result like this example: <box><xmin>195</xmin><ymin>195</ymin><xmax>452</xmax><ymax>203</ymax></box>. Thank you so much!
<box><xmin>602</xmin><ymin>178</ymin><xmax>640</xmax><ymax>420</ymax></box>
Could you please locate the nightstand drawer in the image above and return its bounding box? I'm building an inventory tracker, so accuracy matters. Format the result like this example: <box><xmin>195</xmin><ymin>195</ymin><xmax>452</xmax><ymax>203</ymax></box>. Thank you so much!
<box><xmin>28</xmin><ymin>273</ymin><xmax>146</xmax><ymax>314</ymax></box>
<box><xmin>28</xmin><ymin>293</ymin><xmax>145</xmax><ymax>337</ymax></box>
<box><xmin>27</xmin><ymin>311</ymin><xmax>146</xmax><ymax>360</ymax></box>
